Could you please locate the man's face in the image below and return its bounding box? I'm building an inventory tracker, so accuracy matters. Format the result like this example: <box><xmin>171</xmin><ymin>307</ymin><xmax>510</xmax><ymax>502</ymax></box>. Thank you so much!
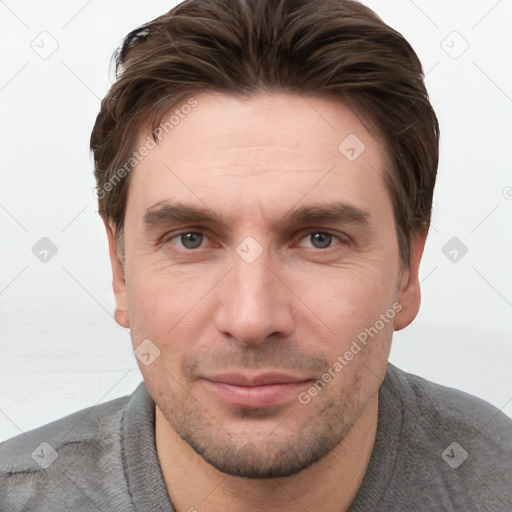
<box><xmin>108</xmin><ymin>92</ymin><xmax>421</xmax><ymax>478</ymax></box>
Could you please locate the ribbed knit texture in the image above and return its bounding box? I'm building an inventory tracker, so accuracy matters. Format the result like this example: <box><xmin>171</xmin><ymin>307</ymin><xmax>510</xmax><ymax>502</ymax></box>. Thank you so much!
<box><xmin>122</xmin><ymin>382</ymin><xmax>174</xmax><ymax>511</ymax></box>
<box><xmin>2</xmin><ymin>363</ymin><xmax>511</xmax><ymax>510</ymax></box>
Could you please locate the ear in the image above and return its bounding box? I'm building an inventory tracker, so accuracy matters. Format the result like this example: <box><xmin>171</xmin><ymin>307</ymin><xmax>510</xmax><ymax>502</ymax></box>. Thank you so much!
<box><xmin>394</xmin><ymin>228</ymin><xmax>428</xmax><ymax>331</ymax></box>
<box><xmin>103</xmin><ymin>218</ymin><xmax>130</xmax><ymax>329</ymax></box>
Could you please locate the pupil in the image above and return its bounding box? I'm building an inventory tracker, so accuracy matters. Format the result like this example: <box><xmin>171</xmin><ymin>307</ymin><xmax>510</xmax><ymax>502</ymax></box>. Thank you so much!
<box><xmin>182</xmin><ymin>233</ymin><xmax>202</xmax><ymax>249</ymax></box>
<box><xmin>312</xmin><ymin>233</ymin><xmax>331</xmax><ymax>249</ymax></box>
<box><xmin>179</xmin><ymin>233</ymin><xmax>331</xmax><ymax>250</ymax></box>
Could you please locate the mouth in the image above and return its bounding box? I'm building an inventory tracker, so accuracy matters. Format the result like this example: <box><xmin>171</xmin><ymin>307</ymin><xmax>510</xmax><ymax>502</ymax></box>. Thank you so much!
<box><xmin>200</xmin><ymin>372</ymin><xmax>312</xmax><ymax>409</ymax></box>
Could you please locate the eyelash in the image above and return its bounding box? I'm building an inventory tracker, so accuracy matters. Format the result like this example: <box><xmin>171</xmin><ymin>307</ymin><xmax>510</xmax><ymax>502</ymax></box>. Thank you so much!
<box><xmin>162</xmin><ymin>229</ymin><xmax>349</xmax><ymax>252</ymax></box>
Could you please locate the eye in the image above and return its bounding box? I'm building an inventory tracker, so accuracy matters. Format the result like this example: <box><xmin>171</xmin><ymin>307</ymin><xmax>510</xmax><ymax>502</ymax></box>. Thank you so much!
<box><xmin>162</xmin><ymin>229</ymin><xmax>348</xmax><ymax>252</ymax></box>
<box><xmin>296</xmin><ymin>230</ymin><xmax>347</xmax><ymax>250</ymax></box>
<box><xmin>166</xmin><ymin>231</ymin><xmax>207</xmax><ymax>250</ymax></box>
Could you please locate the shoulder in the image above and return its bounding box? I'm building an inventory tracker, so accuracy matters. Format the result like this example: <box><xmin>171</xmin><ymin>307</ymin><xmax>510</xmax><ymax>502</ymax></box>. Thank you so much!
<box><xmin>0</xmin><ymin>391</ymin><xmax>134</xmax><ymax>511</ymax></box>
<box><xmin>0</xmin><ymin>393</ymin><xmax>130</xmax><ymax>473</ymax></box>
<box><xmin>384</xmin><ymin>363</ymin><xmax>512</xmax><ymax>509</ymax></box>
<box><xmin>388</xmin><ymin>363</ymin><xmax>512</xmax><ymax>445</ymax></box>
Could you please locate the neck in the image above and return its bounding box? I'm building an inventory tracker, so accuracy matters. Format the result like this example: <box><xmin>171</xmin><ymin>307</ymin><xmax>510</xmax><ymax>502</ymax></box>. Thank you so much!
<box><xmin>155</xmin><ymin>394</ymin><xmax>378</xmax><ymax>512</ymax></box>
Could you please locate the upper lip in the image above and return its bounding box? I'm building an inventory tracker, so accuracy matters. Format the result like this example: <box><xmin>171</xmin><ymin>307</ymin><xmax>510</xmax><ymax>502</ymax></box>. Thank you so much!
<box><xmin>202</xmin><ymin>372</ymin><xmax>311</xmax><ymax>387</ymax></box>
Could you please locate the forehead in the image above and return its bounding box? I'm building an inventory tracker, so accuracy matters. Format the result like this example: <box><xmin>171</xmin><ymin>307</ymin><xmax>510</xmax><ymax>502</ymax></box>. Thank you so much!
<box><xmin>126</xmin><ymin>91</ymin><xmax>391</xmax><ymax>225</ymax></box>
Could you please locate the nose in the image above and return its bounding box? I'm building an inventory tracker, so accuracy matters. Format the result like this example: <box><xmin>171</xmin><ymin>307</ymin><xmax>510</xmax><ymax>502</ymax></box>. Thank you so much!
<box><xmin>213</xmin><ymin>244</ymin><xmax>295</xmax><ymax>345</ymax></box>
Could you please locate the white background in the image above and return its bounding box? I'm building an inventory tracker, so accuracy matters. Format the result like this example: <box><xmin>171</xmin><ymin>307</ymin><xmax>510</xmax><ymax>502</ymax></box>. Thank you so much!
<box><xmin>1</xmin><ymin>0</ymin><xmax>511</xmax><ymax>443</ymax></box>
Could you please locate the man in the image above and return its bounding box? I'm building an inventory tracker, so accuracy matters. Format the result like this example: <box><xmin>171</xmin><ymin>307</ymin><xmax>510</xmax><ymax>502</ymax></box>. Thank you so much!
<box><xmin>1</xmin><ymin>0</ymin><xmax>511</xmax><ymax>510</ymax></box>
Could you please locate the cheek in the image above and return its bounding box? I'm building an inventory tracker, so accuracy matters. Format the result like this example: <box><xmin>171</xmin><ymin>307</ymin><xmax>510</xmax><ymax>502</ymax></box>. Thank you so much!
<box><xmin>289</xmin><ymin>264</ymin><xmax>398</xmax><ymax>386</ymax></box>
<box><xmin>298</xmin><ymin>265</ymin><xmax>398</xmax><ymax>330</ymax></box>
<box><xmin>125</xmin><ymin>265</ymin><xmax>216</xmax><ymax>348</ymax></box>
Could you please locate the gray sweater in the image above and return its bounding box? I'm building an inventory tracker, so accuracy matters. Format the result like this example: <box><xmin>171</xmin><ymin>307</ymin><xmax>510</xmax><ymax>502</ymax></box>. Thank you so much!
<box><xmin>1</xmin><ymin>363</ymin><xmax>511</xmax><ymax>511</ymax></box>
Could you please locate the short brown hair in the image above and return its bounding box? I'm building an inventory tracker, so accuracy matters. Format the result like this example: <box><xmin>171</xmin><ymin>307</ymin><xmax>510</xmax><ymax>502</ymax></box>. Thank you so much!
<box><xmin>90</xmin><ymin>0</ymin><xmax>439</xmax><ymax>264</ymax></box>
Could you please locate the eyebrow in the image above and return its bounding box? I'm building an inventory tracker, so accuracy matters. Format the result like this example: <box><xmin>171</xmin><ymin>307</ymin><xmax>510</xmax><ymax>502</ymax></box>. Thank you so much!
<box><xmin>142</xmin><ymin>200</ymin><xmax>370</xmax><ymax>231</ymax></box>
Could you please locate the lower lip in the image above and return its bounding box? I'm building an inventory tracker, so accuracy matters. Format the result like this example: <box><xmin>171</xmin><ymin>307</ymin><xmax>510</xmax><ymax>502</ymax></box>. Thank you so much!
<box><xmin>202</xmin><ymin>380</ymin><xmax>309</xmax><ymax>409</ymax></box>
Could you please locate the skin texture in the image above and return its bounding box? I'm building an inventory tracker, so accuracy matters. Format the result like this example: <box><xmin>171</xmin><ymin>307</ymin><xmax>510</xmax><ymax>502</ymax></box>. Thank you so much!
<box><xmin>104</xmin><ymin>92</ymin><xmax>427</xmax><ymax>511</ymax></box>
